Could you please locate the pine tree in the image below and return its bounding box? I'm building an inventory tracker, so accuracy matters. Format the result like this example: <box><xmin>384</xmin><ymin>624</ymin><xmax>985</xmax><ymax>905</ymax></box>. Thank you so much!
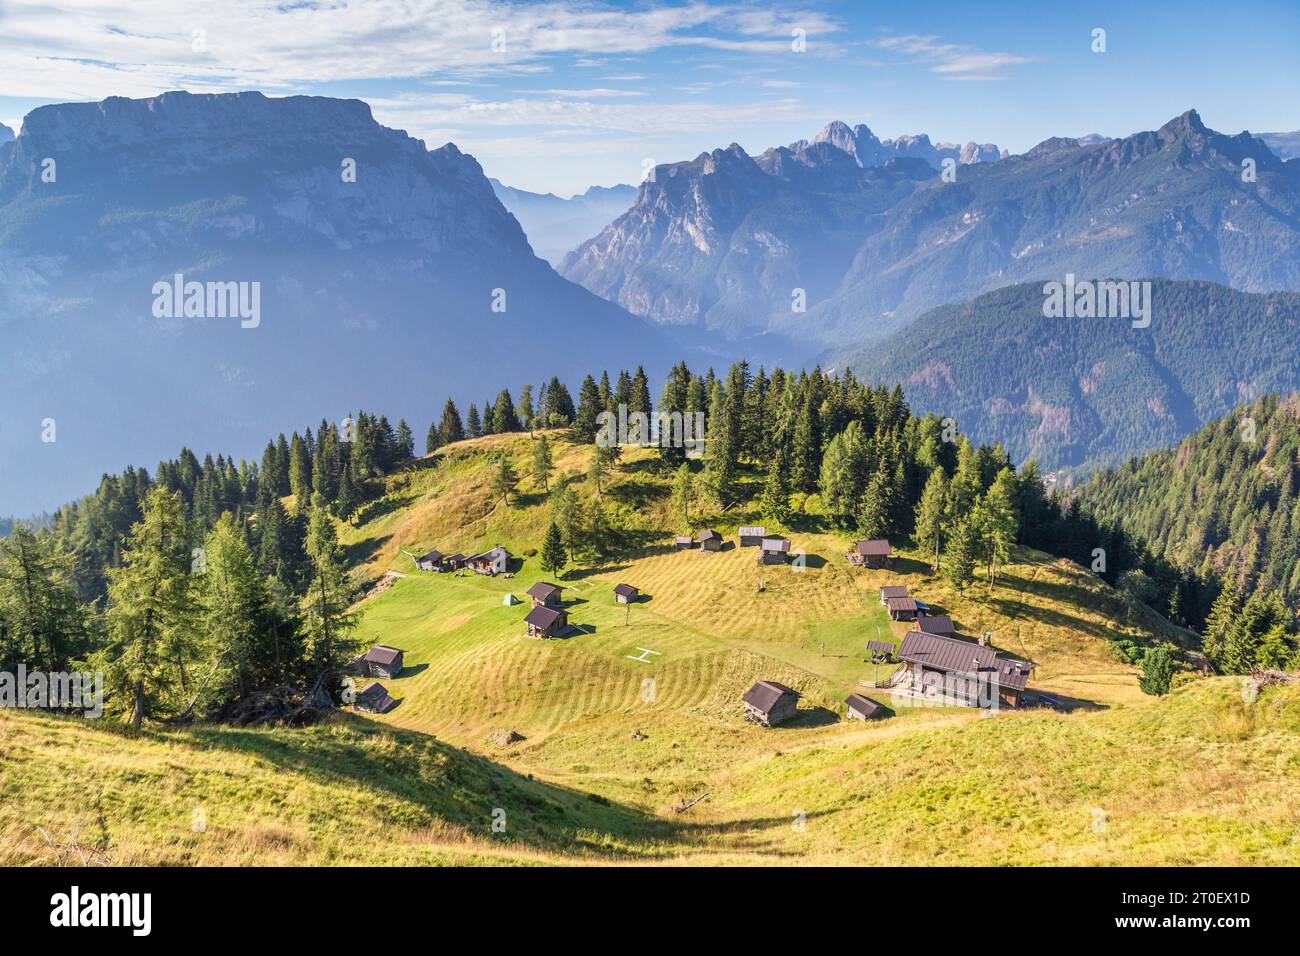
<box><xmin>300</xmin><ymin>507</ymin><xmax>359</xmax><ymax>697</ymax></box>
<box><xmin>467</xmin><ymin>404</ymin><xmax>482</xmax><ymax>439</ymax></box>
<box><xmin>438</xmin><ymin>399</ymin><xmax>465</xmax><ymax>446</ymax></box>
<box><xmin>914</xmin><ymin>469</ymin><xmax>949</xmax><ymax>574</ymax></box>
<box><xmin>492</xmin><ymin>389</ymin><xmax>521</xmax><ymax>433</ymax></box>
<box><xmin>540</xmin><ymin>521</ymin><xmax>567</xmax><ymax>576</ymax></box>
<box><xmin>492</xmin><ymin>455</ymin><xmax>518</xmax><ymax>506</ymax></box>
<box><xmin>532</xmin><ymin>433</ymin><xmax>553</xmax><ymax>492</ymax></box>
<box><xmin>194</xmin><ymin>514</ymin><xmax>284</xmax><ymax>703</ymax></box>
<box><xmin>944</xmin><ymin>517</ymin><xmax>978</xmax><ymax>595</ymax></box>
<box><xmin>1138</xmin><ymin>646</ymin><xmax>1175</xmax><ymax>696</ymax></box>
<box><xmin>574</xmin><ymin>374</ymin><xmax>603</xmax><ymax>443</ymax></box>
<box><xmin>760</xmin><ymin>445</ymin><xmax>792</xmax><ymax>525</ymax></box>
<box><xmin>395</xmin><ymin>419</ymin><xmax>414</xmax><ymax>460</ymax></box>
<box><xmin>671</xmin><ymin>463</ymin><xmax>695</xmax><ymax>531</ymax></box>
<box><xmin>0</xmin><ymin>523</ymin><xmax>89</xmax><ymax>671</ymax></box>
<box><xmin>102</xmin><ymin>487</ymin><xmax>193</xmax><ymax>728</ymax></box>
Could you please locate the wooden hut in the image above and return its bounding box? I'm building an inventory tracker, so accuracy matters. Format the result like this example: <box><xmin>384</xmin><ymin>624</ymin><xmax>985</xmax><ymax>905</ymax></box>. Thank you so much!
<box><xmin>697</xmin><ymin>529</ymin><xmax>723</xmax><ymax>552</ymax></box>
<box><xmin>757</xmin><ymin>536</ymin><xmax>792</xmax><ymax>565</ymax></box>
<box><xmin>524</xmin><ymin>605</ymin><xmax>569</xmax><ymax>639</ymax></box>
<box><xmin>879</xmin><ymin>585</ymin><xmax>910</xmax><ymax>605</ymax></box>
<box><xmin>614</xmin><ymin>583</ymin><xmax>639</xmax><ymax>604</ymax></box>
<box><xmin>527</xmin><ymin>581</ymin><xmax>563</xmax><ymax>608</ymax></box>
<box><xmin>885</xmin><ymin>596</ymin><xmax>919</xmax><ymax>622</ymax></box>
<box><xmin>675</xmin><ymin>535</ymin><xmax>697</xmax><ymax>550</ymax></box>
<box><xmin>845</xmin><ymin>693</ymin><xmax>886</xmax><ymax>721</ymax></box>
<box><xmin>742</xmin><ymin>680</ymin><xmax>799</xmax><ymax>727</ymax></box>
<box><xmin>355</xmin><ymin>683</ymin><xmax>397</xmax><ymax>714</ymax></box>
<box><xmin>738</xmin><ymin>526</ymin><xmax>767</xmax><ymax>548</ymax></box>
<box><xmin>850</xmin><ymin>539</ymin><xmax>892</xmax><ymax>568</ymax></box>
<box><xmin>918</xmin><ymin>615</ymin><xmax>956</xmax><ymax>637</ymax></box>
<box><xmin>356</xmin><ymin>645</ymin><xmax>404</xmax><ymax>679</ymax></box>
<box><xmin>415</xmin><ymin>549</ymin><xmax>446</xmax><ymax>571</ymax></box>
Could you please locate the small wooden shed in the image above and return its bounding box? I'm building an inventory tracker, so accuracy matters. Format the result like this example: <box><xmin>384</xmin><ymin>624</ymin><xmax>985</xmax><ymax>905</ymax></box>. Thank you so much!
<box><xmin>757</xmin><ymin>536</ymin><xmax>792</xmax><ymax>565</ymax></box>
<box><xmin>360</xmin><ymin>645</ymin><xmax>404</xmax><ymax>679</ymax></box>
<box><xmin>675</xmin><ymin>535</ymin><xmax>697</xmax><ymax>550</ymax></box>
<box><xmin>614</xmin><ymin>583</ymin><xmax>639</xmax><ymax>604</ymax></box>
<box><xmin>355</xmin><ymin>683</ymin><xmax>397</xmax><ymax>714</ymax></box>
<box><xmin>918</xmin><ymin>614</ymin><xmax>956</xmax><ymax>636</ymax></box>
<box><xmin>738</xmin><ymin>526</ymin><xmax>767</xmax><ymax>548</ymax></box>
<box><xmin>885</xmin><ymin>596</ymin><xmax>919</xmax><ymax>622</ymax></box>
<box><xmin>527</xmin><ymin>581</ymin><xmax>563</xmax><ymax>608</ymax></box>
<box><xmin>415</xmin><ymin>549</ymin><xmax>445</xmax><ymax>571</ymax></box>
<box><xmin>524</xmin><ymin>604</ymin><xmax>569</xmax><ymax>639</ymax></box>
<box><xmin>845</xmin><ymin>693</ymin><xmax>885</xmax><ymax>721</ymax></box>
<box><xmin>697</xmin><ymin>529</ymin><xmax>723</xmax><ymax>552</ymax></box>
<box><xmin>879</xmin><ymin>585</ymin><xmax>910</xmax><ymax>605</ymax></box>
<box><xmin>850</xmin><ymin>539</ymin><xmax>892</xmax><ymax>568</ymax></box>
<box><xmin>742</xmin><ymin>680</ymin><xmax>799</xmax><ymax>727</ymax></box>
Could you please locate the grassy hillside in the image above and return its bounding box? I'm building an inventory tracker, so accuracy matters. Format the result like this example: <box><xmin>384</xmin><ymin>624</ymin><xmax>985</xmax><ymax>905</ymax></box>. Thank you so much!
<box><xmin>6</xmin><ymin>429</ymin><xmax>1296</xmax><ymax>866</ymax></box>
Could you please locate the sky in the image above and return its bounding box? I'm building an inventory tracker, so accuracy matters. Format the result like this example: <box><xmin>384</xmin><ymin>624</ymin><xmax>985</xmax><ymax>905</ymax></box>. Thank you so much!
<box><xmin>1</xmin><ymin>0</ymin><xmax>1298</xmax><ymax>196</ymax></box>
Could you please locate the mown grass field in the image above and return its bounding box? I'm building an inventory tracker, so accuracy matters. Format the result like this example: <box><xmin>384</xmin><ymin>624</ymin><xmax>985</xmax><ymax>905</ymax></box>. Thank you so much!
<box><xmin>4</xmin><ymin>430</ymin><xmax>1297</xmax><ymax>866</ymax></box>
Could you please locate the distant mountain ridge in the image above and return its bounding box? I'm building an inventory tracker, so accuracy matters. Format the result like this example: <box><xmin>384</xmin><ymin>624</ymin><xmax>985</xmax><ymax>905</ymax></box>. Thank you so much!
<box><xmin>842</xmin><ymin>279</ymin><xmax>1300</xmax><ymax>472</ymax></box>
<box><xmin>0</xmin><ymin>91</ymin><xmax>674</xmax><ymax>512</ymax></box>
<box><xmin>797</xmin><ymin>119</ymin><xmax>1003</xmax><ymax>168</ymax></box>
<box><xmin>490</xmin><ymin>178</ymin><xmax>636</xmax><ymax>265</ymax></box>
<box><xmin>561</xmin><ymin>110</ymin><xmax>1300</xmax><ymax>350</ymax></box>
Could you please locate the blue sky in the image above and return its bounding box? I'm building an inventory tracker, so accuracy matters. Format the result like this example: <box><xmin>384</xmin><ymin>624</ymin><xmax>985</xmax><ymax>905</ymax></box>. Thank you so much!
<box><xmin>2</xmin><ymin>0</ymin><xmax>1297</xmax><ymax>195</ymax></box>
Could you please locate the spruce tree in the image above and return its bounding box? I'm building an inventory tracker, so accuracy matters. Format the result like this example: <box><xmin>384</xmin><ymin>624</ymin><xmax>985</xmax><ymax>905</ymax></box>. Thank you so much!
<box><xmin>300</xmin><ymin>507</ymin><xmax>359</xmax><ymax>697</ymax></box>
<box><xmin>395</xmin><ymin>419</ymin><xmax>414</xmax><ymax>460</ymax></box>
<box><xmin>760</xmin><ymin>445</ymin><xmax>792</xmax><ymax>525</ymax></box>
<box><xmin>533</xmin><ymin>433</ymin><xmax>553</xmax><ymax>492</ymax></box>
<box><xmin>540</xmin><ymin>521</ymin><xmax>567</xmax><ymax>576</ymax></box>
<box><xmin>492</xmin><ymin>455</ymin><xmax>518</xmax><ymax>506</ymax></box>
<box><xmin>1138</xmin><ymin>646</ymin><xmax>1175</xmax><ymax>696</ymax></box>
<box><xmin>944</xmin><ymin>517</ymin><xmax>978</xmax><ymax>595</ymax></box>
<box><xmin>438</xmin><ymin>399</ymin><xmax>465</xmax><ymax>445</ymax></box>
<box><xmin>467</xmin><ymin>404</ymin><xmax>482</xmax><ymax>439</ymax></box>
<box><xmin>574</xmin><ymin>374</ymin><xmax>602</xmax><ymax>443</ymax></box>
<box><xmin>914</xmin><ymin>469</ymin><xmax>949</xmax><ymax>574</ymax></box>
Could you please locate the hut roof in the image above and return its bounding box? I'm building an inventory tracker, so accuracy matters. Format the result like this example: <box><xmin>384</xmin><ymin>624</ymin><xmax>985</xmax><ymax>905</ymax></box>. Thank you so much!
<box><xmin>845</xmin><ymin>693</ymin><xmax>884</xmax><ymax>718</ymax></box>
<box><xmin>355</xmin><ymin>683</ymin><xmax>396</xmax><ymax>713</ymax></box>
<box><xmin>866</xmin><ymin>640</ymin><xmax>895</xmax><ymax>654</ymax></box>
<box><xmin>898</xmin><ymin>631</ymin><xmax>1034</xmax><ymax>691</ymax></box>
<box><xmin>363</xmin><ymin>645</ymin><xmax>403</xmax><ymax>667</ymax></box>
<box><xmin>697</xmin><ymin>529</ymin><xmax>722</xmax><ymax>543</ymax></box>
<box><xmin>417</xmin><ymin>549</ymin><xmax>443</xmax><ymax>563</ymax></box>
<box><xmin>742</xmin><ymin>680</ymin><xmax>799</xmax><ymax>714</ymax></box>
<box><xmin>613</xmin><ymin>583</ymin><xmax>638</xmax><ymax>598</ymax></box>
<box><xmin>918</xmin><ymin>615</ymin><xmax>956</xmax><ymax>635</ymax></box>
<box><xmin>738</xmin><ymin>526</ymin><xmax>766</xmax><ymax>537</ymax></box>
<box><xmin>527</xmin><ymin>581</ymin><xmax>563</xmax><ymax>602</ymax></box>
<box><xmin>855</xmin><ymin>539</ymin><xmax>892</xmax><ymax>556</ymax></box>
<box><xmin>760</xmin><ymin>537</ymin><xmax>791</xmax><ymax>552</ymax></box>
<box><xmin>879</xmin><ymin>585</ymin><xmax>910</xmax><ymax>600</ymax></box>
<box><xmin>524</xmin><ymin>605</ymin><xmax>565</xmax><ymax>630</ymax></box>
<box><xmin>885</xmin><ymin>596</ymin><xmax>918</xmax><ymax>613</ymax></box>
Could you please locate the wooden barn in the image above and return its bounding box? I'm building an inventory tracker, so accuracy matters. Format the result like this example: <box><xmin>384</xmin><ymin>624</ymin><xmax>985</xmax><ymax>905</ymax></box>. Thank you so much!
<box><xmin>527</xmin><ymin>581</ymin><xmax>563</xmax><ymax>608</ymax></box>
<box><xmin>445</xmin><ymin>553</ymin><xmax>467</xmax><ymax>570</ymax></box>
<box><xmin>614</xmin><ymin>583</ymin><xmax>639</xmax><ymax>604</ymax></box>
<box><xmin>845</xmin><ymin>693</ymin><xmax>886</xmax><ymax>721</ymax></box>
<box><xmin>697</xmin><ymin>529</ymin><xmax>723</xmax><ymax>552</ymax></box>
<box><xmin>885</xmin><ymin>596</ymin><xmax>919</xmax><ymax>622</ymax></box>
<box><xmin>524</xmin><ymin>604</ymin><xmax>569</xmax><ymax>639</ymax></box>
<box><xmin>415</xmin><ymin>548</ymin><xmax>446</xmax><ymax>571</ymax></box>
<box><xmin>353</xmin><ymin>645</ymin><xmax>404</xmax><ymax>679</ymax></box>
<box><xmin>742</xmin><ymin>680</ymin><xmax>799</xmax><ymax>727</ymax></box>
<box><xmin>757</xmin><ymin>536</ymin><xmax>792</xmax><ymax>565</ymax></box>
<box><xmin>738</xmin><ymin>526</ymin><xmax>767</xmax><ymax>548</ymax></box>
<box><xmin>355</xmin><ymin>683</ymin><xmax>397</xmax><ymax>714</ymax></box>
<box><xmin>897</xmin><ymin>630</ymin><xmax>1035</xmax><ymax>709</ymax></box>
<box><xmin>918</xmin><ymin>614</ymin><xmax>956</xmax><ymax>636</ymax></box>
<box><xmin>466</xmin><ymin>545</ymin><xmax>511</xmax><ymax>575</ymax></box>
<box><xmin>674</xmin><ymin>535</ymin><xmax>697</xmax><ymax>550</ymax></box>
<box><xmin>850</xmin><ymin>539</ymin><xmax>892</xmax><ymax>568</ymax></box>
<box><xmin>879</xmin><ymin>585</ymin><xmax>910</xmax><ymax>605</ymax></box>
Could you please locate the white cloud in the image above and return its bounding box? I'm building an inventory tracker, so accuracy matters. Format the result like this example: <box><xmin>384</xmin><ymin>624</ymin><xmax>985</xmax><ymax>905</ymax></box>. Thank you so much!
<box><xmin>539</xmin><ymin>88</ymin><xmax>648</xmax><ymax>98</ymax></box>
<box><xmin>0</xmin><ymin>0</ymin><xmax>844</xmax><ymax>100</ymax></box>
<box><xmin>873</xmin><ymin>33</ymin><xmax>1034</xmax><ymax>81</ymax></box>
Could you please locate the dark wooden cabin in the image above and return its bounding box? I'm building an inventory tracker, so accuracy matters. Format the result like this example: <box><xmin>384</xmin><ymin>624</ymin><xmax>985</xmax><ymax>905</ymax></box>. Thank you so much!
<box><xmin>742</xmin><ymin>680</ymin><xmax>799</xmax><ymax>727</ymax></box>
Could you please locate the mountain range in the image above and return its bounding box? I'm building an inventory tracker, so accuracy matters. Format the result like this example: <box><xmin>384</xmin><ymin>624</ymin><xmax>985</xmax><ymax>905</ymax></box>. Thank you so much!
<box><xmin>490</xmin><ymin>179</ymin><xmax>636</xmax><ymax>266</ymax></box>
<box><xmin>1260</xmin><ymin>131</ymin><xmax>1300</xmax><ymax>161</ymax></box>
<box><xmin>0</xmin><ymin>123</ymin><xmax>14</xmax><ymax>145</ymax></box>
<box><xmin>561</xmin><ymin>111</ymin><xmax>1300</xmax><ymax>349</ymax></box>
<box><xmin>795</xmin><ymin>119</ymin><xmax>1003</xmax><ymax>168</ymax></box>
<box><xmin>843</xmin><ymin>279</ymin><xmax>1300</xmax><ymax>473</ymax></box>
<box><xmin>0</xmin><ymin>91</ymin><xmax>674</xmax><ymax>513</ymax></box>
